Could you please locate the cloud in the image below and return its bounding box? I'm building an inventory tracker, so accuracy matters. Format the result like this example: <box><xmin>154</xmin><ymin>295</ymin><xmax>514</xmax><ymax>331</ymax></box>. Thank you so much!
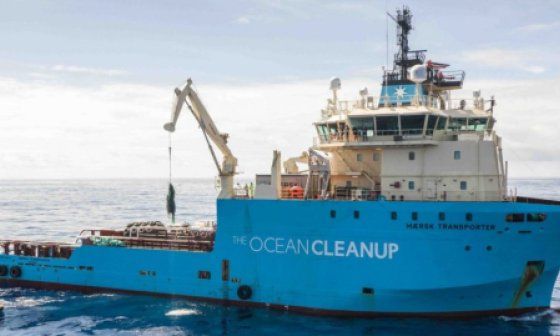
<box><xmin>50</xmin><ymin>64</ymin><xmax>127</xmax><ymax>76</ymax></box>
<box><xmin>461</xmin><ymin>48</ymin><xmax>546</xmax><ymax>74</ymax></box>
<box><xmin>234</xmin><ymin>16</ymin><xmax>251</xmax><ymax>24</ymax></box>
<box><xmin>233</xmin><ymin>0</ymin><xmax>381</xmax><ymax>25</ymax></box>
<box><xmin>517</xmin><ymin>21</ymin><xmax>560</xmax><ymax>33</ymax></box>
<box><xmin>463</xmin><ymin>77</ymin><xmax>560</xmax><ymax>177</ymax></box>
<box><xmin>0</xmin><ymin>75</ymin><xmax>559</xmax><ymax>179</ymax></box>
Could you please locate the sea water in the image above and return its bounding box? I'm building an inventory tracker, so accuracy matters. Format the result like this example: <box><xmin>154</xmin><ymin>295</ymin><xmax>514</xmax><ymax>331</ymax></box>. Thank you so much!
<box><xmin>0</xmin><ymin>178</ymin><xmax>559</xmax><ymax>336</ymax></box>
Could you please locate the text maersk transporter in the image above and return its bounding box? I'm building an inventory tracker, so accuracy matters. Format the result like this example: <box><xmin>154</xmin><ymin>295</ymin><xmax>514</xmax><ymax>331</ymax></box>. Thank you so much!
<box><xmin>1</xmin><ymin>7</ymin><xmax>560</xmax><ymax>317</ymax></box>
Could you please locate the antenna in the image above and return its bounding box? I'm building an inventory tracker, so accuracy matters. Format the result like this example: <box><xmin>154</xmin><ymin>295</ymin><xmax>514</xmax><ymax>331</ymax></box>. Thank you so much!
<box><xmin>385</xmin><ymin>0</ymin><xmax>389</xmax><ymax>70</ymax></box>
<box><xmin>387</xmin><ymin>7</ymin><xmax>414</xmax><ymax>81</ymax></box>
<box><xmin>359</xmin><ymin>87</ymin><xmax>368</xmax><ymax>108</ymax></box>
<box><xmin>330</xmin><ymin>77</ymin><xmax>341</xmax><ymax>108</ymax></box>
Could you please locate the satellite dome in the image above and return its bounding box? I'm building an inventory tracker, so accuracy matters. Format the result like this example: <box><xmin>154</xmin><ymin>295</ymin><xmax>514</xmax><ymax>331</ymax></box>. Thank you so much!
<box><xmin>408</xmin><ymin>64</ymin><xmax>428</xmax><ymax>84</ymax></box>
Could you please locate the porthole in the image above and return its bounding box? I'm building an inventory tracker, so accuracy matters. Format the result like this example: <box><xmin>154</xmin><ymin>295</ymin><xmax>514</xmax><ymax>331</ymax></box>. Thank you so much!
<box><xmin>527</xmin><ymin>213</ymin><xmax>546</xmax><ymax>222</ymax></box>
<box><xmin>506</xmin><ymin>213</ymin><xmax>524</xmax><ymax>222</ymax></box>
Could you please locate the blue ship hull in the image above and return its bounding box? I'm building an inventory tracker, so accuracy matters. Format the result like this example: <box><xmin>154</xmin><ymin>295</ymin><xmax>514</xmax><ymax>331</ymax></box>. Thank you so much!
<box><xmin>1</xmin><ymin>199</ymin><xmax>560</xmax><ymax>316</ymax></box>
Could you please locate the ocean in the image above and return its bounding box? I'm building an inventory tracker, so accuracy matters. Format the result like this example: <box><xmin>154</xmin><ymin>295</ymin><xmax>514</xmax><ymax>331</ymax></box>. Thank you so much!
<box><xmin>0</xmin><ymin>178</ymin><xmax>559</xmax><ymax>336</ymax></box>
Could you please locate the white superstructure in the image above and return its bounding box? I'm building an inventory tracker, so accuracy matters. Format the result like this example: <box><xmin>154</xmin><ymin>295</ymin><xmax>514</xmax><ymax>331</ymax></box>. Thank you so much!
<box><xmin>312</xmin><ymin>88</ymin><xmax>504</xmax><ymax>202</ymax></box>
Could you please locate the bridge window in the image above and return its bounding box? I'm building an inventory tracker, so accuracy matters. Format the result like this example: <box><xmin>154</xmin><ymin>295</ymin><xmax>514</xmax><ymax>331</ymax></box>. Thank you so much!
<box><xmin>326</xmin><ymin>123</ymin><xmax>340</xmax><ymax>140</ymax></box>
<box><xmin>460</xmin><ymin>181</ymin><xmax>467</xmax><ymax>190</ymax></box>
<box><xmin>373</xmin><ymin>152</ymin><xmax>380</xmax><ymax>161</ymax></box>
<box><xmin>436</xmin><ymin>117</ymin><xmax>448</xmax><ymax>130</ymax></box>
<box><xmin>467</xmin><ymin>118</ymin><xmax>488</xmax><ymax>131</ymax></box>
<box><xmin>357</xmin><ymin>153</ymin><xmax>363</xmax><ymax>162</ymax></box>
<box><xmin>330</xmin><ymin>210</ymin><xmax>336</xmax><ymax>218</ymax></box>
<box><xmin>391</xmin><ymin>211</ymin><xmax>397</xmax><ymax>220</ymax></box>
<box><xmin>527</xmin><ymin>213</ymin><xmax>547</xmax><ymax>222</ymax></box>
<box><xmin>425</xmin><ymin>115</ymin><xmax>438</xmax><ymax>135</ymax></box>
<box><xmin>316</xmin><ymin>124</ymin><xmax>329</xmax><ymax>142</ymax></box>
<box><xmin>401</xmin><ymin>115</ymin><xmax>426</xmax><ymax>135</ymax></box>
<box><xmin>449</xmin><ymin>118</ymin><xmax>468</xmax><ymax>131</ymax></box>
<box><xmin>506</xmin><ymin>213</ymin><xmax>525</xmax><ymax>222</ymax></box>
<box><xmin>408</xmin><ymin>151</ymin><xmax>415</xmax><ymax>160</ymax></box>
<box><xmin>454</xmin><ymin>150</ymin><xmax>461</xmax><ymax>160</ymax></box>
<box><xmin>412</xmin><ymin>212</ymin><xmax>418</xmax><ymax>220</ymax></box>
<box><xmin>376</xmin><ymin>116</ymin><xmax>399</xmax><ymax>136</ymax></box>
<box><xmin>350</xmin><ymin>117</ymin><xmax>374</xmax><ymax>141</ymax></box>
<box><xmin>466</xmin><ymin>213</ymin><xmax>473</xmax><ymax>221</ymax></box>
<box><xmin>439</xmin><ymin>212</ymin><xmax>445</xmax><ymax>221</ymax></box>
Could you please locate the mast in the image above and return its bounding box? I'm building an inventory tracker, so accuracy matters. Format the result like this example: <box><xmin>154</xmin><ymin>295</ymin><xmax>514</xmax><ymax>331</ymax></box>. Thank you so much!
<box><xmin>395</xmin><ymin>7</ymin><xmax>412</xmax><ymax>80</ymax></box>
<box><xmin>386</xmin><ymin>6</ymin><xmax>425</xmax><ymax>85</ymax></box>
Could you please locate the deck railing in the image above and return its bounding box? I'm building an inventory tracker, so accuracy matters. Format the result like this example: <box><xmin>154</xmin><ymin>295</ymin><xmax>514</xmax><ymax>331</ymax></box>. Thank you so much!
<box><xmin>321</xmin><ymin>95</ymin><xmax>492</xmax><ymax>121</ymax></box>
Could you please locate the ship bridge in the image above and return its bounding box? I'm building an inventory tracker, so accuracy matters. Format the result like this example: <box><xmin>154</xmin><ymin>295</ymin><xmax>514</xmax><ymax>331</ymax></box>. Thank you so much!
<box><xmin>254</xmin><ymin>6</ymin><xmax>506</xmax><ymax>203</ymax></box>
<box><xmin>315</xmin><ymin>93</ymin><xmax>495</xmax><ymax>147</ymax></box>
<box><xmin>295</xmin><ymin>88</ymin><xmax>503</xmax><ymax>203</ymax></box>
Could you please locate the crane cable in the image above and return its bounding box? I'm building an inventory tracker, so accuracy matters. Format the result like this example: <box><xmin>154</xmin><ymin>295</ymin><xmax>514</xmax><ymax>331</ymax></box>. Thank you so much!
<box><xmin>166</xmin><ymin>132</ymin><xmax>176</xmax><ymax>223</ymax></box>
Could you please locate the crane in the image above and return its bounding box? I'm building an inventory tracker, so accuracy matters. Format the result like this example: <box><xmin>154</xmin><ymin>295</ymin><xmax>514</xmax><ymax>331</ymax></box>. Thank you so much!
<box><xmin>163</xmin><ymin>78</ymin><xmax>238</xmax><ymax>199</ymax></box>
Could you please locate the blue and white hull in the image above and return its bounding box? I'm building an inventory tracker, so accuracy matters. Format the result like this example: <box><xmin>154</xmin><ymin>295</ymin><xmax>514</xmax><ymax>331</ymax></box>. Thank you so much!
<box><xmin>1</xmin><ymin>199</ymin><xmax>559</xmax><ymax>316</ymax></box>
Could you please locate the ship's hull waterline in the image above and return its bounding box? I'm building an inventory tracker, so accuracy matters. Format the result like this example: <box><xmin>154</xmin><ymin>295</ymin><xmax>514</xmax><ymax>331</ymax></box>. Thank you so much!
<box><xmin>1</xmin><ymin>199</ymin><xmax>559</xmax><ymax>317</ymax></box>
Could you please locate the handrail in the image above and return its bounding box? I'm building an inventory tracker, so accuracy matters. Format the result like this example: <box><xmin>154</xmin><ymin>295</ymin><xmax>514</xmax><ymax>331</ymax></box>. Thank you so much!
<box><xmin>320</xmin><ymin>95</ymin><xmax>493</xmax><ymax>121</ymax></box>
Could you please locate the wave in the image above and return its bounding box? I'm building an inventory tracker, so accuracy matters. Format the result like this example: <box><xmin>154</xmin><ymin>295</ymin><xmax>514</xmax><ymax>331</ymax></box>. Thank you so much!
<box><xmin>498</xmin><ymin>309</ymin><xmax>556</xmax><ymax>322</ymax></box>
<box><xmin>165</xmin><ymin>308</ymin><xmax>200</xmax><ymax>317</ymax></box>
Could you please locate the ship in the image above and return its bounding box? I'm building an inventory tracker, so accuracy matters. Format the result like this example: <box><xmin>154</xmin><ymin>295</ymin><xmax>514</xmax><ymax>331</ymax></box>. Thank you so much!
<box><xmin>1</xmin><ymin>7</ymin><xmax>560</xmax><ymax>317</ymax></box>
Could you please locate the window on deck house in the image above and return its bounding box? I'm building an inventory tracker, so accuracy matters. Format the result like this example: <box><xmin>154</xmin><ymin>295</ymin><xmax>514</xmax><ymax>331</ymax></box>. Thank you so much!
<box><xmin>375</xmin><ymin>116</ymin><xmax>399</xmax><ymax>136</ymax></box>
<box><xmin>467</xmin><ymin>118</ymin><xmax>488</xmax><ymax>131</ymax></box>
<box><xmin>436</xmin><ymin>116</ymin><xmax>448</xmax><ymax>130</ymax></box>
<box><xmin>326</xmin><ymin>123</ymin><xmax>339</xmax><ymax>140</ymax></box>
<box><xmin>448</xmin><ymin>118</ymin><xmax>468</xmax><ymax>131</ymax></box>
<box><xmin>350</xmin><ymin>117</ymin><xmax>374</xmax><ymax>141</ymax></box>
<box><xmin>425</xmin><ymin>115</ymin><xmax>438</xmax><ymax>135</ymax></box>
<box><xmin>316</xmin><ymin>124</ymin><xmax>328</xmax><ymax>142</ymax></box>
<box><xmin>400</xmin><ymin>115</ymin><xmax>426</xmax><ymax>135</ymax></box>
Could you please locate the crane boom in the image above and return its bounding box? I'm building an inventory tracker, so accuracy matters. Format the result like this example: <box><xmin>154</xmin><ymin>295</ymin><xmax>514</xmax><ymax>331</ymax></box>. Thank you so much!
<box><xmin>163</xmin><ymin>78</ymin><xmax>238</xmax><ymax>199</ymax></box>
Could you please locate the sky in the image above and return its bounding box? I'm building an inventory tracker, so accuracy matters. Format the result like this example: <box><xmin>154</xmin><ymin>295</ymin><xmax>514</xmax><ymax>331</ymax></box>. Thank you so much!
<box><xmin>1</xmin><ymin>0</ymin><xmax>559</xmax><ymax>180</ymax></box>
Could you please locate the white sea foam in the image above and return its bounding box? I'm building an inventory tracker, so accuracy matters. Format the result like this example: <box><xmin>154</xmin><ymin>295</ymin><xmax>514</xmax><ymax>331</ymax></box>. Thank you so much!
<box><xmin>165</xmin><ymin>308</ymin><xmax>200</xmax><ymax>316</ymax></box>
<box><xmin>498</xmin><ymin>309</ymin><xmax>555</xmax><ymax>322</ymax></box>
<box><xmin>5</xmin><ymin>316</ymin><xmax>101</xmax><ymax>336</ymax></box>
<box><xmin>7</xmin><ymin>296</ymin><xmax>65</xmax><ymax>308</ymax></box>
<box><xmin>92</xmin><ymin>326</ymin><xmax>188</xmax><ymax>336</ymax></box>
